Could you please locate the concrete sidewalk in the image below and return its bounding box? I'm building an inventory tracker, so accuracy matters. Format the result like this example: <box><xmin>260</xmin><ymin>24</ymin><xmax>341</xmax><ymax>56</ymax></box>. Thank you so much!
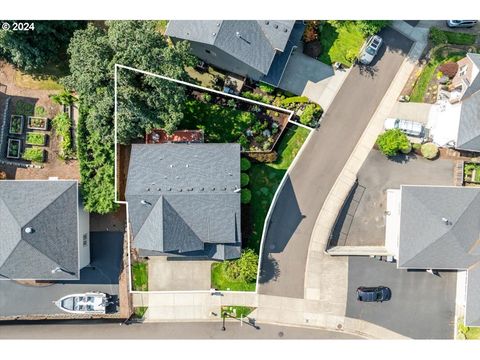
<box><xmin>132</xmin><ymin>292</ymin><xmax>407</xmax><ymax>339</ymax></box>
<box><xmin>304</xmin><ymin>22</ymin><xmax>428</xmax><ymax>306</ymax></box>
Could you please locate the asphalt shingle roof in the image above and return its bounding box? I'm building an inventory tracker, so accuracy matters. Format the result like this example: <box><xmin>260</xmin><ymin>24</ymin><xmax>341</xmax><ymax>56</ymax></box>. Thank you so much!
<box><xmin>461</xmin><ymin>53</ymin><xmax>480</xmax><ymax>101</ymax></box>
<box><xmin>0</xmin><ymin>181</ymin><xmax>79</xmax><ymax>280</ymax></box>
<box><xmin>457</xmin><ymin>90</ymin><xmax>480</xmax><ymax>152</ymax></box>
<box><xmin>126</xmin><ymin>144</ymin><xmax>241</xmax><ymax>260</ymax></box>
<box><xmin>397</xmin><ymin>185</ymin><xmax>480</xmax><ymax>326</ymax></box>
<box><xmin>165</xmin><ymin>20</ymin><xmax>295</xmax><ymax>75</ymax></box>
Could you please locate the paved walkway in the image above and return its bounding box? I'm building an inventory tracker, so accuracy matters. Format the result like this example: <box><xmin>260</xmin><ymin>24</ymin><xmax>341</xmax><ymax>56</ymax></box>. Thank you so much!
<box><xmin>304</xmin><ymin>22</ymin><xmax>428</xmax><ymax>300</ymax></box>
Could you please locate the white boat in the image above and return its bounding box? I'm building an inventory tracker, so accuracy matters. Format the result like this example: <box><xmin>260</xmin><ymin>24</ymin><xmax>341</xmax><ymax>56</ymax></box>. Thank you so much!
<box><xmin>54</xmin><ymin>292</ymin><xmax>110</xmax><ymax>314</ymax></box>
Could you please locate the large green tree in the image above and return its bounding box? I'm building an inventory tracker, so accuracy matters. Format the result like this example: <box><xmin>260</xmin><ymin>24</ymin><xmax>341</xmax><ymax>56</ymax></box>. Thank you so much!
<box><xmin>0</xmin><ymin>21</ymin><xmax>86</xmax><ymax>73</ymax></box>
<box><xmin>64</xmin><ymin>21</ymin><xmax>196</xmax><ymax>214</ymax></box>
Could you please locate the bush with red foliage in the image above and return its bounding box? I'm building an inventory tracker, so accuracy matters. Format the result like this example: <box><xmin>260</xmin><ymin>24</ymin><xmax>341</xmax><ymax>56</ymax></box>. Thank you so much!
<box><xmin>439</xmin><ymin>62</ymin><xmax>459</xmax><ymax>78</ymax></box>
<box><xmin>303</xmin><ymin>21</ymin><xmax>321</xmax><ymax>43</ymax></box>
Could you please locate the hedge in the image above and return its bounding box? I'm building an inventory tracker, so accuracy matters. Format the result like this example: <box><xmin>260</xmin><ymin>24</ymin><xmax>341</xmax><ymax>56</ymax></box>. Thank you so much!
<box><xmin>240</xmin><ymin>157</ymin><xmax>251</xmax><ymax>171</ymax></box>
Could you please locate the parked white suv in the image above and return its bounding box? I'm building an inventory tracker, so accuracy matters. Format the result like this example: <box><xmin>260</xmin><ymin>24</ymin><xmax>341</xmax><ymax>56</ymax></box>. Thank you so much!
<box><xmin>359</xmin><ymin>35</ymin><xmax>383</xmax><ymax>65</ymax></box>
<box><xmin>384</xmin><ymin>118</ymin><xmax>424</xmax><ymax>137</ymax></box>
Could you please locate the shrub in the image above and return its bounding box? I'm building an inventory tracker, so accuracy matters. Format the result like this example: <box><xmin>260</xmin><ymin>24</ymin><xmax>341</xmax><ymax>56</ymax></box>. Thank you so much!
<box><xmin>439</xmin><ymin>62</ymin><xmax>459</xmax><ymax>78</ymax></box>
<box><xmin>258</xmin><ymin>82</ymin><xmax>275</xmax><ymax>94</ymax></box>
<box><xmin>23</xmin><ymin>147</ymin><xmax>44</xmax><ymax>163</ymax></box>
<box><xmin>221</xmin><ymin>249</ymin><xmax>259</xmax><ymax>283</ymax></box>
<box><xmin>240</xmin><ymin>157</ymin><xmax>251</xmax><ymax>171</ymax></box>
<box><xmin>280</xmin><ymin>96</ymin><xmax>309</xmax><ymax>106</ymax></box>
<box><xmin>50</xmin><ymin>90</ymin><xmax>78</xmax><ymax>106</ymax></box>
<box><xmin>400</xmin><ymin>142</ymin><xmax>412</xmax><ymax>154</ymax></box>
<box><xmin>247</xmin><ymin>151</ymin><xmax>278</xmax><ymax>163</ymax></box>
<box><xmin>242</xmin><ymin>91</ymin><xmax>271</xmax><ymax>104</ymax></box>
<box><xmin>376</xmin><ymin>129</ymin><xmax>410</xmax><ymax>157</ymax></box>
<box><xmin>421</xmin><ymin>142</ymin><xmax>439</xmax><ymax>159</ymax></box>
<box><xmin>300</xmin><ymin>103</ymin><xmax>323</xmax><ymax>125</ymax></box>
<box><xmin>241</xmin><ymin>172</ymin><xmax>250</xmax><ymax>187</ymax></box>
<box><xmin>203</xmin><ymin>93</ymin><xmax>212</xmax><ymax>102</ymax></box>
<box><xmin>429</xmin><ymin>27</ymin><xmax>447</xmax><ymax>46</ymax></box>
<box><xmin>241</xmin><ymin>188</ymin><xmax>252</xmax><ymax>204</ymax></box>
<box><xmin>34</xmin><ymin>106</ymin><xmax>47</xmax><ymax>117</ymax></box>
<box><xmin>303</xmin><ymin>21</ymin><xmax>321</xmax><ymax>42</ymax></box>
<box><xmin>356</xmin><ymin>20</ymin><xmax>391</xmax><ymax>37</ymax></box>
<box><xmin>412</xmin><ymin>142</ymin><xmax>422</xmax><ymax>152</ymax></box>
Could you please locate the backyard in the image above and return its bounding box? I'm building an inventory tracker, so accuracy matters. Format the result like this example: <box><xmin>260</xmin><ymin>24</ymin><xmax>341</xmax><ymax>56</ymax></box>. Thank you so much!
<box><xmin>211</xmin><ymin>125</ymin><xmax>310</xmax><ymax>291</ymax></box>
<box><xmin>410</xmin><ymin>46</ymin><xmax>467</xmax><ymax>103</ymax></box>
<box><xmin>318</xmin><ymin>22</ymin><xmax>365</xmax><ymax>67</ymax></box>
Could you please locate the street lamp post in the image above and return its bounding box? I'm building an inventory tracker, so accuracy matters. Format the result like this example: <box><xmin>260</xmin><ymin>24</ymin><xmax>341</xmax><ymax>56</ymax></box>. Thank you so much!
<box><xmin>221</xmin><ymin>312</ymin><xmax>226</xmax><ymax>331</ymax></box>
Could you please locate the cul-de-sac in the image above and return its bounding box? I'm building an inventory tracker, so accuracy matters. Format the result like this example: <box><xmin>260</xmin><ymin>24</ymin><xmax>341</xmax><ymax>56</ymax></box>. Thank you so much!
<box><xmin>1</xmin><ymin>19</ymin><xmax>480</xmax><ymax>340</ymax></box>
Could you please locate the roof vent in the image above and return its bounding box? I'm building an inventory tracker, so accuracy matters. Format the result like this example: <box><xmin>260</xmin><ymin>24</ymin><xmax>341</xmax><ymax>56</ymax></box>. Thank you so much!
<box><xmin>140</xmin><ymin>200</ymin><xmax>152</xmax><ymax>206</ymax></box>
<box><xmin>265</xmin><ymin>21</ymin><xmax>270</xmax><ymax>25</ymax></box>
<box><xmin>274</xmin><ymin>24</ymin><xmax>278</xmax><ymax>29</ymax></box>
<box><xmin>170</xmin><ymin>164</ymin><xmax>174</xmax><ymax>168</ymax></box>
<box><xmin>200</xmin><ymin>187</ymin><xmax>204</xmax><ymax>191</ymax></box>
<box><xmin>236</xmin><ymin>31</ymin><xmax>241</xmax><ymax>38</ymax></box>
<box><xmin>442</xmin><ymin>217</ymin><xmax>452</xmax><ymax>226</ymax></box>
<box><xmin>179</xmin><ymin>188</ymin><xmax>183</xmax><ymax>192</ymax></box>
<box><xmin>157</xmin><ymin>188</ymin><xmax>161</xmax><ymax>191</ymax></box>
<box><xmin>212</xmin><ymin>187</ymin><xmax>215</xmax><ymax>191</ymax></box>
<box><xmin>167</xmin><ymin>187</ymin><xmax>172</xmax><ymax>191</ymax></box>
<box><xmin>284</xmin><ymin>28</ymin><xmax>288</xmax><ymax>33</ymax></box>
<box><xmin>186</xmin><ymin>164</ymin><xmax>189</xmax><ymax>168</ymax></box>
<box><xmin>212</xmin><ymin>32</ymin><xmax>216</xmax><ymax>36</ymax></box>
<box><xmin>146</xmin><ymin>187</ymin><xmax>150</xmax><ymax>191</ymax></box>
<box><xmin>234</xmin><ymin>188</ymin><xmax>241</xmax><ymax>193</ymax></box>
<box><xmin>24</xmin><ymin>227</ymin><xmax>33</xmax><ymax>234</ymax></box>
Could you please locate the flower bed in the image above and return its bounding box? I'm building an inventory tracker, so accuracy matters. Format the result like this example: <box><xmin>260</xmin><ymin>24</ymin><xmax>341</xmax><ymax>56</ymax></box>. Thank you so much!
<box><xmin>27</xmin><ymin>116</ymin><xmax>48</xmax><ymax>130</ymax></box>
<box><xmin>9</xmin><ymin>115</ymin><xmax>24</xmax><ymax>135</ymax></box>
<box><xmin>22</xmin><ymin>147</ymin><xmax>45</xmax><ymax>163</ymax></box>
<box><xmin>6</xmin><ymin>138</ymin><xmax>21</xmax><ymax>159</ymax></box>
<box><xmin>464</xmin><ymin>162</ymin><xmax>480</xmax><ymax>184</ymax></box>
<box><xmin>26</xmin><ymin>132</ymin><xmax>47</xmax><ymax>146</ymax></box>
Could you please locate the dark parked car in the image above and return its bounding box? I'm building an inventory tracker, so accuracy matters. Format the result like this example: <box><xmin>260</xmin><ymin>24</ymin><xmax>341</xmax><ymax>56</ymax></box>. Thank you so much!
<box><xmin>356</xmin><ymin>286</ymin><xmax>391</xmax><ymax>302</ymax></box>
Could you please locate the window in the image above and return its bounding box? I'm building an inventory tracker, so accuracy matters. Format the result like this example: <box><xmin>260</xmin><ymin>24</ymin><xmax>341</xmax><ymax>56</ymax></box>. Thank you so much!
<box><xmin>82</xmin><ymin>233</ymin><xmax>88</xmax><ymax>247</ymax></box>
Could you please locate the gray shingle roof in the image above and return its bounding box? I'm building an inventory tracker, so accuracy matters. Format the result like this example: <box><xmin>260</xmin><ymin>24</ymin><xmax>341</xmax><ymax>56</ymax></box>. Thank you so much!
<box><xmin>457</xmin><ymin>90</ymin><xmax>480</xmax><ymax>151</ymax></box>
<box><xmin>126</xmin><ymin>144</ymin><xmax>241</xmax><ymax>260</ymax></box>
<box><xmin>0</xmin><ymin>181</ymin><xmax>79</xmax><ymax>280</ymax></box>
<box><xmin>461</xmin><ymin>53</ymin><xmax>480</xmax><ymax>101</ymax></box>
<box><xmin>165</xmin><ymin>20</ymin><xmax>295</xmax><ymax>75</ymax></box>
<box><xmin>466</xmin><ymin>264</ymin><xmax>480</xmax><ymax>326</ymax></box>
<box><xmin>398</xmin><ymin>186</ymin><xmax>480</xmax><ymax>269</ymax></box>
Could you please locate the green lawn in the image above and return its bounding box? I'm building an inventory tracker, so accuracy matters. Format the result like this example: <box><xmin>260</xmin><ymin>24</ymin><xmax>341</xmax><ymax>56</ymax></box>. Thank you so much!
<box><xmin>318</xmin><ymin>22</ymin><xmax>365</xmax><ymax>67</ymax></box>
<box><xmin>410</xmin><ymin>49</ymin><xmax>466</xmax><ymax>103</ymax></box>
<box><xmin>458</xmin><ymin>320</ymin><xmax>480</xmax><ymax>339</ymax></box>
<box><xmin>211</xmin><ymin>262</ymin><xmax>256</xmax><ymax>291</ymax></box>
<box><xmin>248</xmin><ymin>126</ymin><xmax>310</xmax><ymax>252</ymax></box>
<box><xmin>131</xmin><ymin>261</ymin><xmax>148</xmax><ymax>291</ymax></box>
<box><xmin>222</xmin><ymin>306</ymin><xmax>255</xmax><ymax>318</ymax></box>
<box><xmin>181</xmin><ymin>99</ymin><xmax>256</xmax><ymax>143</ymax></box>
<box><xmin>442</xmin><ymin>29</ymin><xmax>477</xmax><ymax>45</ymax></box>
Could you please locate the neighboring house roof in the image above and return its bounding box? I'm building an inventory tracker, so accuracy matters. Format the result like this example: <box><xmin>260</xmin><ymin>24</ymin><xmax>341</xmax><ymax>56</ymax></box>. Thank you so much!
<box><xmin>456</xmin><ymin>90</ymin><xmax>480</xmax><ymax>151</ymax></box>
<box><xmin>126</xmin><ymin>143</ymin><xmax>241</xmax><ymax>260</ymax></box>
<box><xmin>398</xmin><ymin>186</ymin><xmax>480</xmax><ymax>269</ymax></box>
<box><xmin>165</xmin><ymin>20</ymin><xmax>295</xmax><ymax>75</ymax></box>
<box><xmin>397</xmin><ymin>185</ymin><xmax>480</xmax><ymax>326</ymax></box>
<box><xmin>461</xmin><ymin>53</ymin><xmax>480</xmax><ymax>100</ymax></box>
<box><xmin>0</xmin><ymin>181</ymin><xmax>79</xmax><ymax>280</ymax></box>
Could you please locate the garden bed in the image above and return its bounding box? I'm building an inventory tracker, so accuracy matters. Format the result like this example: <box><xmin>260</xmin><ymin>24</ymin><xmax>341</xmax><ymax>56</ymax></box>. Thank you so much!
<box><xmin>9</xmin><ymin>115</ymin><xmax>24</xmax><ymax>135</ymax></box>
<box><xmin>131</xmin><ymin>261</ymin><xmax>148</xmax><ymax>291</ymax></box>
<box><xmin>182</xmin><ymin>89</ymin><xmax>290</xmax><ymax>152</ymax></box>
<box><xmin>26</xmin><ymin>132</ymin><xmax>47</xmax><ymax>146</ymax></box>
<box><xmin>6</xmin><ymin>138</ymin><xmax>22</xmax><ymax>159</ymax></box>
<box><xmin>22</xmin><ymin>147</ymin><xmax>45</xmax><ymax>163</ymax></box>
<box><xmin>464</xmin><ymin>162</ymin><xmax>480</xmax><ymax>184</ymax></box>
<box><xmin>27</xmin><ymin>116</ymin><xmax>48</xmax><ymax>130</ymax></box>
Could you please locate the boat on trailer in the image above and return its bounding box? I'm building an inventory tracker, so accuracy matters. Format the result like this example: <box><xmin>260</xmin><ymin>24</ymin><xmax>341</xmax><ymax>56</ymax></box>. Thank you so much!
<box><xmin>54</xmin><ymin>292</ymin><xmax>111</xmax><ymax>314</ymax></box>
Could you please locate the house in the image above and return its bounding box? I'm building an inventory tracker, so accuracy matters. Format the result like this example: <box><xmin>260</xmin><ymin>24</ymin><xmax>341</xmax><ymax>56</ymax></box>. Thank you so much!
<box><xmin>125</xmin><ymin>143</ymin><xmax>241</xmax><ymax>260</ymax></box>
<box><xmin>385</xmin><ymin>185</ymin><xmax>480</xmax><ymax>326</ymax></box>
<box><xmin>450</xmin><ymin>53</ymin><xmax>480</xmax><ymax>102</ymax></box>
<box><xmin>165</xmin><ymin>20</ymin><xmax>305</xmax><ymax>87</ymax></box>
<box><xmin>428</xmin><ymin>86</ymin><xmax>480</xmax><ymax>152</ymax></box>
<box><xmin>0</xmin><ymin>180</ymin><xmax>90</xmax><ymax>280</ymax></box>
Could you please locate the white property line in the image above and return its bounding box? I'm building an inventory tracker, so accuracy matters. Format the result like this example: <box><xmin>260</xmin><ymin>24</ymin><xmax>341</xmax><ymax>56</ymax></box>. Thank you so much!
<box><xmin>113</xmin><ymin>63</ymin><xmax>315</xmax><ymax>295</ymax></box>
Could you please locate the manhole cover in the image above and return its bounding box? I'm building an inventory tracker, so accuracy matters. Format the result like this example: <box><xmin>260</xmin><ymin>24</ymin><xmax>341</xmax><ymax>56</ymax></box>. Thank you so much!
<box><xmin>278</xmin><ymin>331</ymin><xmax>284</xmax><ymax>338</ymax></box>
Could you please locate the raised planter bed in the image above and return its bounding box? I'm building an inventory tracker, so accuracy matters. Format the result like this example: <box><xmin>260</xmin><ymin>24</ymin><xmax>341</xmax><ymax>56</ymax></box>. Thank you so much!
<box><xmin>9</xmin><ymin>115</ymin><xmax>24</xmax><ymax>135</ymax></box>
<box><xmin>22</xmin><ymin>146</ymin><xmax>45</xmax><ymax>163</ymax></box>
<box><xmin>27</xmin><ymin>116</ymin><xmax>48</xmax><ymax>130</ymax></box>
<box><xmin>464</xmin><ymin>162</ymin><xmax>480</xmax><ymax>185</ymax></box>
<box><xmin>6</xmin><ymin>138</ymin><xmax>21</xmax><ymax>159</ymax></box>
<box><xmin>26</xmin><ymin>132</ymin><xmax>47</xmax><ymax>146</ymax></box>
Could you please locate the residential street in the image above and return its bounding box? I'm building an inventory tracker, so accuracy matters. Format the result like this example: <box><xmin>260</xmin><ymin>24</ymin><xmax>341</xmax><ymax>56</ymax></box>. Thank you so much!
<box><xmin>259</xmin><ymin>27</ymin><xmax>414</xmax><ymax>298</ymax></box>
<box><xmin>0</xmin><ymin>321</ymin><xmax>362</xmax><ymax>339</ymax></box>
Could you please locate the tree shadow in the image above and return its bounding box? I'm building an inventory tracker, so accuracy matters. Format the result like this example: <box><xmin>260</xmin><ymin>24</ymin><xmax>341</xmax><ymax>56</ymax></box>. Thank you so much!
<box><xmin>258</xmin><ymin>254</ymin><xmax>280</xmax><ymax>284</ymax></box>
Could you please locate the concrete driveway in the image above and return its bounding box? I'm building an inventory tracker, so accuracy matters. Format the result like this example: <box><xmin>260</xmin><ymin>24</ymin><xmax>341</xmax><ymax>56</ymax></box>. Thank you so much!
<box><xmin>346</xmin><ymin>256</ymin><xmax>457</xmax><ymax>339</ymax></box>
<box><xmin>389</xmin><ymin>102</ymin><xmax>432</xmax><ymax>124</ymax></box>
<box><xmin>279</xmin><ymin>48</ymin><xmax>334</xmax><ymax>104</ymax></box>
<box><xmin>258</xmin><ymin>27</ymin><xmax>414</xmax><ymax>298</ymax></box>
<box><xmin>0</xmin><ymin>232</ymin><xmax>123</xmax><ymax>317</ymax></box>
<box><xmin>330</xmin><ymin>149</ymin><xmax>455</xmax><ymax>247</ymax></box>
<box><xmin>148</xmin><ymin>257</ymin><xmax>213</xmax><ymax>291</ymax></box>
